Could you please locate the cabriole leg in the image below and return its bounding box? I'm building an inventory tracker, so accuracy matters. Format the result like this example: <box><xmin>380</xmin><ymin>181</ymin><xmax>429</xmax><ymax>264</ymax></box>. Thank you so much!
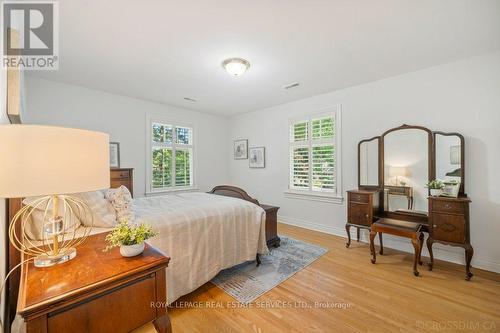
<box><xmin>345</xmin><ymin>224</ymin><xmax>352</xmax><ymax>248</ymax></box>
<box><xmin>370</xmin><ymin>230</ymin><xmax>377</xmax><ymax>264</ymax></box>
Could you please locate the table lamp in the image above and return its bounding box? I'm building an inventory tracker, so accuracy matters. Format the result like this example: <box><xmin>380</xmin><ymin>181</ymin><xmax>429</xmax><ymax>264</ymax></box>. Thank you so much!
<box><xmin>388</xmin><ymin>166</ymin><xmax>409</xmax><ymax>186</ymax></box>
<box><xmin>0</xmin><ymin>125</ymin><xmax>110</xmax><ymax>267</ymax></box>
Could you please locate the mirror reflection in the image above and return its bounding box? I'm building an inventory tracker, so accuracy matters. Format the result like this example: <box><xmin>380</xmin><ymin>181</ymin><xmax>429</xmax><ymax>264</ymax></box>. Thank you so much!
<box><xmin>435</xmin><ymin>134</ymin><xmax>462</xmax><ymax>182</ymax></box>
<box><xmin>359</xmin><ymin>139</ymin><xmax>379</xmax><ymax>186</ymax></box>
<box><xmin>384</xmin><ymin>129</ymin><xmax>428</xmax><ymax>214</ymax></box>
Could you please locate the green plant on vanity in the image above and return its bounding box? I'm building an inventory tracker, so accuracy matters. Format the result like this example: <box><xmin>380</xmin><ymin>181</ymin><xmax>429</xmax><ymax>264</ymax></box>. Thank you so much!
<box><xmin>426</xmin><ymin>179</ymin><xmax>444</xmax><ymax>197</ymax></box>
<box><xmin>426</xmin><ymin>179</ymin><xmax>444</xmax><ymax>189</ymax></box>
<box><xmin>104</xmin><ymin>220</ymin><xmax>158</xmax><ymax>256</ymax></box>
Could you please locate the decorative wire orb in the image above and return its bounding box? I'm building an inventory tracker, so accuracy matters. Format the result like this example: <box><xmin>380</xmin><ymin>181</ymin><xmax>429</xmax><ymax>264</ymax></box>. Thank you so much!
<box><xmin>9</xmin><ymin>195</ymin><xmax>93</xmax><ymax>258</ymax></box>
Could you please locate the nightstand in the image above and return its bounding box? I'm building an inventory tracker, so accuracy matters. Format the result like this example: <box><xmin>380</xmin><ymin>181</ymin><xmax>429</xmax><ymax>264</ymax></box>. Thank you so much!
<box><xmin>261</xmin><ymin>204</ymin><xmax>281</xmax><ymax>248</ymax></box>
<box><xmin>17</xmin><ymin>233</ymin><xmax>171</xmax><ymax>333</ymax></box>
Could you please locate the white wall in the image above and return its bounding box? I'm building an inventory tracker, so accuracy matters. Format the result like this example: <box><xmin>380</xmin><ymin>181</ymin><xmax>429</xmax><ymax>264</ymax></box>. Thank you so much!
<box><xmin>228</xmin><ymin>52</ymin><xmax>500</xmax><ymax>273</ymax></box>
<box><xmin>23</xmin><ymin>77</ymin><xmax>231</xmax><ymax>196</ymax></box>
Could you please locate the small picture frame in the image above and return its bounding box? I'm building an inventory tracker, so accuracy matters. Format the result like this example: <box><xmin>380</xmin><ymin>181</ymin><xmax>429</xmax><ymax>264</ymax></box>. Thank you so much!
<box><xmin>109</xmin><ymin>142</ymin><xmax>121</xmax><ymax>168</ymax></box>
<box><xmin>249</xmin><ymin>147</ymin><xmax>265</xmax><ymax>168</ymax></box>
<box><xmin>234</xmin><ymin>139</ymin><xmax>248</xmax><ymax>160</ymax></box>
<box><xmin>441</xmin><ymin>181</ymin><xmax>460</xmax><ymax>198</ymax></box>
<box><xmin>450</xmin><ymin>145</ymin><xmax>461</xmax><ymax>165</ymax></box>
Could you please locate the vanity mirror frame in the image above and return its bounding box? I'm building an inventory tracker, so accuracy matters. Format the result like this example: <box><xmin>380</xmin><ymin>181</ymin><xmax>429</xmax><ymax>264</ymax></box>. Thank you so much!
<box><xmin>357</xmin><ymin>124</ymin><xmax>466</xmax><ymax>224</ymax></box>
<box><xmin>357</xmin><ymin>136</ymin><xmax>382</xmax><ymax>190</ymax></box>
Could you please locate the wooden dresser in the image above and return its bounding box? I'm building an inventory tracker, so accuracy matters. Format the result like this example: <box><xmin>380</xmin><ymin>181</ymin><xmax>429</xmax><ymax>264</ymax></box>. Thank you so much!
<box><xmin>345</xmin><ymin>190</ymin><xmax>381</xmax><ymax>248</ymax></box>
<box><xmin>427</xmin><ymin>196</ymin><xmax>473</xmax><ymax>280</ymax></box>
<box><xmin>17</xmin><ymin>233</ymin><xmax>171</xmax><ymax>333</ymax></box>
<box><xmin>110</xmin><ymin>168</ymin><xmax>134</xmax><ymax>196</ymax></box>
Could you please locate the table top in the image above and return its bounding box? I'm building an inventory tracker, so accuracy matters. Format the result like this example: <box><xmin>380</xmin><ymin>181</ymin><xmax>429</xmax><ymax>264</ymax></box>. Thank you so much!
<box><xmin>260</xmin><ymin>204</ymin><xmax>280</xmax><ymax>211</ymax></box>
<box><xmin>17</xmin><ymin>232</ymin><xmax>169</xmax><ymax>315</ymax></box>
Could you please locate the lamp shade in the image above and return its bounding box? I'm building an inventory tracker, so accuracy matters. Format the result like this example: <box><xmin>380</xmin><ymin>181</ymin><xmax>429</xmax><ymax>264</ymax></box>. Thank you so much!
<box><xmin>388</xmin><ymin>166</ymin><xmax>409</xmax><ymax>177</ymax></box>
<box><xmin>0</xmin><ymin>125</ymin><xmax>110</xmax><ymax>198</ymax></box>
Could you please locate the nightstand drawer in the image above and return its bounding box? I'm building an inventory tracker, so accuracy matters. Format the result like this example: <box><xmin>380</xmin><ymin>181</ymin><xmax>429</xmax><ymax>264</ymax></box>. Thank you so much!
<box><xmin>349</xmin><ymin>192</ymin><xmax>369</xmax><ymax>204</ymax></box>
<box><xmin>48</xmin><ymin>274</ymin><xmax>156</xmax><ymax>333</ymax></box>
<box><xmin>111</xmin><ymin>169</ymin><xmax>131</xmax><ymax>180</ymax></box>
<box><xmin>111</xmin><ymin>179</ymin><xmax>132</xmax><ymax>189</ymax></box>
<box><xmin>431</xmin><ymin>213</ymin><xmax>466</xmax><ymax>244</ymax></box>
<box><xmin>431</xmin><ymin>200</ymin><xmax>465</xmax><ymax>214</ymax></box>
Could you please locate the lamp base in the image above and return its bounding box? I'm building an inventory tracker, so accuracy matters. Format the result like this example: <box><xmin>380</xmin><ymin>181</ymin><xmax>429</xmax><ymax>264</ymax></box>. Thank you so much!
<box><xmin>34</xmin><ymin>247</ymin><xmax>77</xmax><ymax>267</ymax></box>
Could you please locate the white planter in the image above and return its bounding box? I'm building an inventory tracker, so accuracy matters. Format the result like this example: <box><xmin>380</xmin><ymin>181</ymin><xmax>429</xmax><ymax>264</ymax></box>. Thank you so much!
<box><xmin>120</xmin><ymin>243</ymin><xmax>145</xmax><ymax>257</ymax></box>
<box><xmin>430</xmin><ymin>189</ymin><xmax>442</xmax><ymax>197</ymax></box>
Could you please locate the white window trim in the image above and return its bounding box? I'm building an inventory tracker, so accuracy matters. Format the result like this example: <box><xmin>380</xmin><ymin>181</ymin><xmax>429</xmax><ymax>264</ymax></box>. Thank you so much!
<box><xmin>285</xmin><ymin>105</ymin><xmax>343</xmax><ymax>204</ymax></box>
<box><xmin>145</xmin><ymin>115</ymin><xmax>197</xmax><ymax>195</ymax></box>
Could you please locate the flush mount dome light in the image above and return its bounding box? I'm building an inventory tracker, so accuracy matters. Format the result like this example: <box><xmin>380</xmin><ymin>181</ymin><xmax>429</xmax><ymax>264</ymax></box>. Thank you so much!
<box><xmin>222</xmin><ymin>58</ymin><xmax>250</xmax><ymax>76</ymax></box>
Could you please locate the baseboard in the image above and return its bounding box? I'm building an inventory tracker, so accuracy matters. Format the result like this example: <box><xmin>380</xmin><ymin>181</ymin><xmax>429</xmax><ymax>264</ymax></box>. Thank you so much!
<box><xmin>278</xmin><ymin>215</ymin><xmax>500</xmax><ymax>274</ymax></box>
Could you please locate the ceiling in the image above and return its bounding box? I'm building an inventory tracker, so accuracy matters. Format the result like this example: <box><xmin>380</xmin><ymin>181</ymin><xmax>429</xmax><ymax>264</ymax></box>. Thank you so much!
<box><xmin>29</xmin><ymin>0</ymin><xmax>500</xmax><ymax>116</ymax></box>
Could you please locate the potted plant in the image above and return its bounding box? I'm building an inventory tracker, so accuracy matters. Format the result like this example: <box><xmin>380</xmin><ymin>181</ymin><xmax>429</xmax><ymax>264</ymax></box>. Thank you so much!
<box><xmin>104</xmin><ymin>220</ymin><xmax>158</xmax><ymax>257</ymax></box>
<box><xmin>426</xmin><ymin>179</ymin><xmax>444</xmax><ymax>197</ymax></box>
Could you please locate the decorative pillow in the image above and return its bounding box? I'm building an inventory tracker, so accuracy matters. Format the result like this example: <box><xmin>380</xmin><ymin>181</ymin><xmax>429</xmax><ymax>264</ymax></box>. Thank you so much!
<box><xmin>106</xmin><ymin>186</ymin><xmax>135</xmax><ymax>222</ymax></box>
<box><xmin>72</xmin><ymin>191</ymin><xmax>117</xmax><ymax>227</ymax></box>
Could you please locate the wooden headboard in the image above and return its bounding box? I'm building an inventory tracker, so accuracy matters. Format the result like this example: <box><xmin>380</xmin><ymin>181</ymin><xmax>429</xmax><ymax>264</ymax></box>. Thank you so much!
<box><xmin>208</xmin><ymin>185</ymin><xmax>260</xmax><ymax>206</ymax></box>
<box><xmin>3</xmin><ymin>168</ymin><xmax>133</xmax><ymax>332</ymax></box>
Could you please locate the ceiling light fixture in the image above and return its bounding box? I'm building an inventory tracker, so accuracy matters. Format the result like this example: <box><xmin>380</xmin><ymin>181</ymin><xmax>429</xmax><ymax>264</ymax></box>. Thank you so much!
<box><xmin>222</xmin><ymin>58</ymin><xmax>250</xmax><ymax>76</ymax></box>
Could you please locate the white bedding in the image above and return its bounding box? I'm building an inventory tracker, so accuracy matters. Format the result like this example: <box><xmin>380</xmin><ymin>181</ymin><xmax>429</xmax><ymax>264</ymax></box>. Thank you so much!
<box><xmin>134</xmin><ymin>192</ymin><xmax>267</xmax><ymax>303</ymax></box>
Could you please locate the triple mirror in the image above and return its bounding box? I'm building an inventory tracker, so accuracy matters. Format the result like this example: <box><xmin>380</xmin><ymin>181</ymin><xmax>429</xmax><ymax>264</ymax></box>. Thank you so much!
<box><xmin>358</xmin><ymin>125</ymin><xmax>464</xmax><ymax>219</ymax></box>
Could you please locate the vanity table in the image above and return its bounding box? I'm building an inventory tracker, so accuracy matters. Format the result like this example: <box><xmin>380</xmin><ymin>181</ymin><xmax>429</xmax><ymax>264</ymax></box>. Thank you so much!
<box><xmin>346</xmin><ymin>124</ymin><xmax>473</xmax><ymax>280</ymax></box>
<box><xmin>384</xmin><ymin>185</ymin><xmax>413</xmax><ymax>210</ymax></box>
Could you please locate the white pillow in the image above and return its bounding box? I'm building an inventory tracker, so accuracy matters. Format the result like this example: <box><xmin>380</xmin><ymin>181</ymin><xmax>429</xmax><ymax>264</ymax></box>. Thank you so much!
<box><xmin>73</xmin><ymin>191</ymin><xmax>117</xmax><ymax>227</ymax></box>
<box><xmin>106</xmin><ymin>186</ymin><xmax>135</xmax><ymax>222</ymax></box>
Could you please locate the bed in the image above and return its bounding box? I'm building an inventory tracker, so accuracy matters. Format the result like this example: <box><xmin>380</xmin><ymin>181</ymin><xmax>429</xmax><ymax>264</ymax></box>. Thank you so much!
<box><xmin>5</xmin><ymin>184</ymin><xmax>268</xmax><ymax>330</ymax></box>
<box><xmin>134</xmin><ymin>191</ymin><xmax>267</xmax><ymax>302</ymax></box>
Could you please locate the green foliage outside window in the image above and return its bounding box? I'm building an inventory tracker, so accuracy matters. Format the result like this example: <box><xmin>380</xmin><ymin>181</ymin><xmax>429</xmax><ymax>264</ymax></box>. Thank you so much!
<box><xmin>152</xmin><ymin>122</ymin><xmax>192</xmax><ymax>189</ymax></box>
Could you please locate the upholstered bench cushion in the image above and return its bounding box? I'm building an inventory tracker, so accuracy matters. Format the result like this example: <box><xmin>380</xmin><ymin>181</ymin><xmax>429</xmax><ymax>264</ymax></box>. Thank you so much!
<box><xmin>373</xmin><ymin>218</ymin><xmax>422</xmax><ymax>232</ymax></box>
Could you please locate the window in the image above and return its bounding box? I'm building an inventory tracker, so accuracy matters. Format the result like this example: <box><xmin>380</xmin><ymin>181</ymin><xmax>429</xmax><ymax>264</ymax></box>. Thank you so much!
<box><xmin>149</xmin><ymin>121</ymin><xmax>194</xmax><ymax>192</ymax></box>
<box><xmin>287</xmin><ymin>107</ymin><xmax>342</xmax><ymax>202</ymax></box>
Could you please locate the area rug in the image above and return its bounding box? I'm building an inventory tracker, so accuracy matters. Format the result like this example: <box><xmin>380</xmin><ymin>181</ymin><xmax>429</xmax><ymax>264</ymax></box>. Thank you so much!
<box><xmin>211</xmin><ymin>236</ymin><xmax>328</xmax><ymax>304</ymax></box>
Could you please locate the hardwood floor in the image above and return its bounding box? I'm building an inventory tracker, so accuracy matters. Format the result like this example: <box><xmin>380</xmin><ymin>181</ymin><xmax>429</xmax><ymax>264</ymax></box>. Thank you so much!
<box><xmin>136</xmin><ymin>223</ymin><xmax>500</xmax><ymax>333</ymax></box>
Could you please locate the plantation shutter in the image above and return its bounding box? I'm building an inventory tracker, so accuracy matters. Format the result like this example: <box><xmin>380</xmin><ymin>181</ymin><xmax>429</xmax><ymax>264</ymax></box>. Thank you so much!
<box><xmin>311</xmin><ymin>116</ymin><xmax>335</xmax><ymax>191</ymax></box>
<box><xmin>151</xmin><ymin>122</ymin><xmax>193</xmax><ymax>190</ymax></box>
<box><xmin>289</xmin><ymin>115</ymin><xmax>336</xmax><ymax>193</ymax></box>
<box><xmin>290</xmin><ymin>120</ymin><xmax>309</xmax><ymax>190</ymax></box>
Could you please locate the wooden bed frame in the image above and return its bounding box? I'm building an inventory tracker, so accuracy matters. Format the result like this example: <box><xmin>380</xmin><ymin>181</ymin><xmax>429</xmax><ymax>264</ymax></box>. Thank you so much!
<box><xmin>4</xmin><ymin>184</ymin><xmax>261</xmax><ymax>332</ymax></box>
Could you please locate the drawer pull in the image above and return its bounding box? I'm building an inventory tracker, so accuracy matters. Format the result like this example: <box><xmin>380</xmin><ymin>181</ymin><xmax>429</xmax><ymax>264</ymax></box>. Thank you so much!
<box><xmin>433</xmin><ymin>224</ymin><xmax>437</xmax><ymax>228</ymax></box>
<box><xmin>444</xmin><ymin>203</ymin><xmax>452</xmax><ymax>209</ymax></box>
<box><xmin>365</xmin><ymin>214</ymin><xmax>369</xmax><ymax>218</ymax></box>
